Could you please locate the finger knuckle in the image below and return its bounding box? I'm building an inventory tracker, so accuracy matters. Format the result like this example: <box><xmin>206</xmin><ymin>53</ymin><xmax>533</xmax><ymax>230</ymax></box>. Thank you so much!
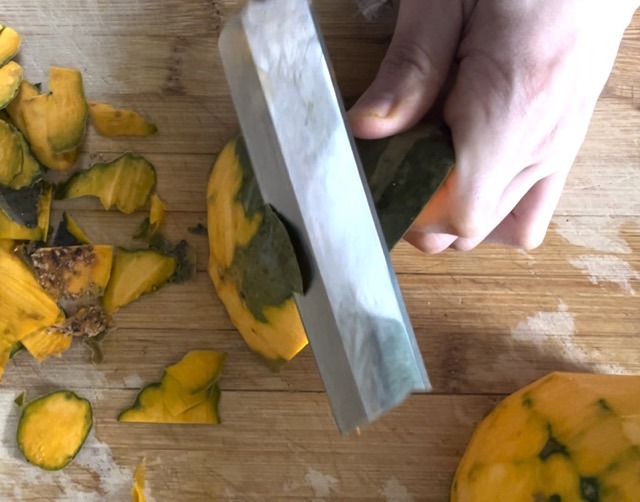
<box><xmin>382</xmin><ymin>38</ymin><xmax>438</xmax><ymax>83</ymax></box>
<box><xmin>513</xmin><ymin>227</ymin><xmax>547</xmax><ymax>250</ymax></box>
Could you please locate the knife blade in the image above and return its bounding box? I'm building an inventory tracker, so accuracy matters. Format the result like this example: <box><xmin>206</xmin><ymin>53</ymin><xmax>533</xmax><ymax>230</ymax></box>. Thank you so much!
<box><xmin>218</xmin><ymin>0</ymin><xmax>431</xmax><ymax>434</ymax></box>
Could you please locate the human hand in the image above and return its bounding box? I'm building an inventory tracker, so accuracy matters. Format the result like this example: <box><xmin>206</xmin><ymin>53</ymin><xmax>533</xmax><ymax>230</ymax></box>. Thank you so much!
<box><xmin>349</xmin><ymin>0</ymin><xmax>640</xmax><ymax>253</ymax></box>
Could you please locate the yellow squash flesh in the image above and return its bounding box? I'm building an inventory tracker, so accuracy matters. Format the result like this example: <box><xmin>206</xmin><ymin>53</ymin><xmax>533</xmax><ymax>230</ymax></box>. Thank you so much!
<box><xmin>0</xmin><ymin>25</ymin><xmax>21</xmax><ymax>66</ymax></box>
<box><xmin>21</xmin><ymin>329</ymin><xmax>73</xmax><ymax>362</ymax></box>
<box><xmin>7</xmin><ymin>79</ymin><xmax>78</xmax><ymax>171</ymax></box>
<box><xmin>132</xmin><ymin>457</ymin><xmax>148</xmax><ymax>502</ymax></box>
<box><xmin>17</xmin><ymin>390</ymin><xmax>92</xmax><ymax>470</ymax></box>
<box><xmin>102</xmin><ymin>248</ymin><xmax>177</xmax><ymax>314</ymax></box>
<box><xmin>451</xmin><ymin>372</ymin><xmax>640</xmax><ymax>502</ymax></box>
<box><xmin>0</xmin><ymin>247</ymin><xmax>62</xmax><ymax>380</ymax></box>
<box><xmin>29</xmin><ymin>245</ymin><xmax>114</xmax><ymax>304</ymax></box>
<box><xmin>10</xmin><ymin>130</ymin><xmax>43</xmax><ymax>189</ymax></box>
<box><xmin>62</xmin><ymin>152</ymin><xmax>156</xmax><ymax>213</ymax></box>
<box><xmin>0</xmin><ymin>184</ymin><xmax>52</xmax><ymax>241</ymax></box>
<box><xmin>0</xmin><ymin>118</ymin><xmax>22</xmax><ymax>185</ymax></box>
<box><xmin>0</xmin><ymin>61</ymin><xmax>23</xmax><ymax>109</ymax></box>
<box><xmin>89</xmin><ymin>101</ymin><xmax>157</xmax><ymax>137</ymax></box>
<box><xmin>119</xmin><ymin>350</ymin><xmax>225</xmax><ymax>424</ymax></box>
<box><xmin>207</xmin><ymin>139</ymin><xmax>307</xmax><ymax>365</ymax></box>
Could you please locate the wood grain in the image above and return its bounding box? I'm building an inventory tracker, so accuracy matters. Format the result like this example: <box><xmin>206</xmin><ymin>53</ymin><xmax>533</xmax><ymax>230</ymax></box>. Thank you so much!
<box><xmin>1</xmin><ymin>1</ymin><xmax>639</xmax><ymax>500</ymax></box>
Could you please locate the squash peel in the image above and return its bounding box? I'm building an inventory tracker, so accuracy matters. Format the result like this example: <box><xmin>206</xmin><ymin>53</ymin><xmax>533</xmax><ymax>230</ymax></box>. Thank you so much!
<box><xmin>0</xmin><ymin>184</ymin><xmax>53</xmax><ymax>241</ymax></box>
<box><xmin>89</xmin><ymin>101</ymin><xmax>157</xmax><ymax>137</ymax></box>
<box><xmin>102</xmin><ymin>248</ymin><xmax>177</xmax><ymax>314</ymax></box>
<box><xmin>61</xmin><ymin>152</ymin><xmax>156</xmax><ymax>213</ymax></box>
<box><xmin>17</xmin><ymin>390</ymin><xmax>92</xmax><ymax>470</ymax></box>
<box><xmin>0</xmin><ymin>61</ymin><xmax>23</xmax><ymax>109</ymax></box>
<box><xmin>0</xmin><ymin>118</ymin><xmax>22</xmax><ymax>185</ymax></box>
<box><xmin>0</xmin><ymin>25</ymin><xmax>20</xmax><ymax>66</ymax></box>
<box><xmin>119</xmin><ymin>350</ymin><xmax>226</xmax><ymax>424</ymax></box>
<box><xmin>0</xmin><ymin>247</ymin><xmax>62</xmax><ymax>380</ymax></box>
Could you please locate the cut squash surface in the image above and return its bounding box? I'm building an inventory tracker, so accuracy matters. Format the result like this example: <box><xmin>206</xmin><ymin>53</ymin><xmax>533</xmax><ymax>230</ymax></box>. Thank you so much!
<box><xmin>102</xmin><ymin>248</ymin><xmax>177</xmax><ymax>314</ymax></box>
<box><xmin>17</xmin><ymin>390</ymin><xmax>92</xmax><ymax>470</ymax></box>
<box><xmin>21</xmin><ymin>329</ymin><xmax>72</xmax><ymax>362</ymax></box>
<box><xmin>53</xmin><ymin>211</ymin><xmax>91</xmax><ymax>246</ymax></box>
<box><xmin>451</xmin><ymin>372</ymin><xmax>640</xmax><ymax>502</ymax></box>
<box><xmin>132</xmin><ymin>457</ymin><xmax>148</xmax><ymax>502</ymax></box>
<box><xmin>62</xmin><ymin>152</ymin><xmax>156</xmax><ymax>213</ymax></box>
<box><xmin>10</xmin><ymin>130</ymin><xmax>43</xmax><ymax>190</ymax></box>
<box><xmin>89</xmin><ymin>101</ymin><xmax>157</xmax><ymax>137</ymax></box>
<box><xmin>0</xmin><ymin>61</ymin><xmax>23</xmax><ymax>109</ymax></box>
<box><xmin>45</xmin><ymin>67</ymin><xmax>88</xmax><ymax>153</ymax></box>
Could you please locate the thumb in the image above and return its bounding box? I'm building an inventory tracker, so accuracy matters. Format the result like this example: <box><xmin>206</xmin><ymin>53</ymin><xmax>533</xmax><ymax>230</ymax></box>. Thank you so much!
<box><xmin>348</xmin><ymin>0</ymin><xmax>462</xmax><ymax>139</ymax></box>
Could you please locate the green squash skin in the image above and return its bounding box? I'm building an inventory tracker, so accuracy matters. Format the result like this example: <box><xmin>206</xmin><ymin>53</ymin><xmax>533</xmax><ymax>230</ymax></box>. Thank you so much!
<box><xmin>225</xmin><ymin>137</ymin><xmax>305</xmax><ymax>324</ymax></box>
<box><xmin>17</xmin><ymin>390</ymin><xmax>93</xmax><ymax>471</ymax></box>
<box><xmin>223</xmin><ymin>123</ymin><xmax>455</xmax><ymax>323</ymax></box>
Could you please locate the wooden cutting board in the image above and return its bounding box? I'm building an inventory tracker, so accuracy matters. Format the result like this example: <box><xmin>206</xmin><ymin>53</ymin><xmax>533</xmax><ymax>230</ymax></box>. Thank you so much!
<box><xmin>1</xmin><ymin>2</ymin><xmax>639</xmax><ymax>500</ymax></box>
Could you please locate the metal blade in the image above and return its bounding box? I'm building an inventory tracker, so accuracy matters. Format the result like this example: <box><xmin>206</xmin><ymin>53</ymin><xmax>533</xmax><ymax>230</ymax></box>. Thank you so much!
<box><xmin>218</xmin><ymin>0</ymin><xmax>431</xmax><ymax>434</ymax></box>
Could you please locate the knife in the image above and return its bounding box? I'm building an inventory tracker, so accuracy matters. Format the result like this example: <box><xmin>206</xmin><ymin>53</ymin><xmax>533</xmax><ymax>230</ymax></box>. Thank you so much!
<box><xmin>218</xmin><ymin>0</ymin><xmax>431</xmax><ymax>434</ymax></box>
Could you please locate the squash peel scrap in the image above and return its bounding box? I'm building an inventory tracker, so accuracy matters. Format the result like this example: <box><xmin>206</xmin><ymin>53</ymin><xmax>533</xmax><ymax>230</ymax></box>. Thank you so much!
<box><xmin>0</xmin><ymin>61</ymin><xmax>23</xmax><ymax>109</ymax></box>
<box><xmin>0</xmin><ymin>118</ymin><xmax>22</xmax><ymax>185</ymax></box>
<box><xmin>119</xmin><ymin>350</ymin><xmax>226</xmax><ymax>424</ymax></box>
<box><xmin>0</xmin><ymin>247</ymin><xmax>62</xmax><ymax>380</ymax></box>
<box><xmin>132</xmin><ymin>457</ymin><xmax>148</xmax><ymax>502</ymax></box>
<box><xmin>61</xmin><ymin>152</ymin><xmax>156</xmax><ymax>213</ymax></box>
<box><xmin>17</xmin><ymin>390</ymin><xmax>92</xmax><ymax>470</ymax></box>
<box><xmin>102</xmin><ymin>248</ymin><xmax>177</xmax><ymax>314</ymax></box>
<box><xmin>0</xmin><ymin>25</ymin><xmax>20</xmax><ymax>66</ymax></box>
<box><xmin>89</xmin><ymin>101</ymin><xmax>157</xmax><ymax>137</ymax></box>
<box><xmin>0</xmin><ymin>184</ymin><xmax>53</xmax><ymax>242</ymax></box>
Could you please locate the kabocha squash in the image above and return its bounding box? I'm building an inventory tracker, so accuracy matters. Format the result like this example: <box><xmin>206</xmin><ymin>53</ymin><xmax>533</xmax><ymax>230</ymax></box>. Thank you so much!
<box><xmin>6</xmin><ymin>78</ymin><xmax>79</xmax><ymax>171</ymax></box>
<box><xmin>207</xmin><ymin>124</ymin><xmax>454</xmax><ymax>365</ymax></box>
<box><xmin>0</xmin><ymin>247</ymin><xmax>62</xmax><ymax>380</ymax></box>
<box><xmin>0</xmin><ymin>183</ymin><xmax>42</xmax><ymax>228</ymax></box>
<box><xmin>450</xmin><ymin>372</ymin><xmax>640</xmax><ymax>502</ymax></box>
<box><xmin>134</xmin><ymin>193</ymin><xmax>166</xmax><ymax>239</ymax></box>
<box><xmin>0</xmin><ymin>184</ymin><xmax>52</xmax><ymax>241</ymax></box>
<box><xmin>53</xmin><ymin>211</ymin><xmax>91</xmax><ymax>246</ymax></box>
<box><xmin>29</xmin><ymin>245</ymin><xmax>114</xmax><ymax>309</ymax></box>
<box><xmin>132</xmin><ymin>457</ymin><xmax>148</xmax><ymax>502</ymax></box>
<box><xmin>10</xmin><ymin>130</ymin><xmax>43</xmax><ymax>190</ymax></box>
<box><xmin>61</xmin><ymin>152</ymin><xmax>156</xmax><ymax>213</ymax></box>
<box><xmin>119</xmin><ymin>350</ymin><xmax>226</xmax><ymax>424</ymax></box>
<box><xmin>89</xmin><ymin>101</ymin><xmax>157</xmax><ymax>137</ymax></box>
<box><xmin>0</xmin><ymin>61</ymin><xmax>23</xmax><ymax>109</ymax></box>
<box><xmin>21</xmin><ymin>328</ymin><xmax>72</xmax><ymax>362</ymax></box>
<box><xmin>102</xmin><ymin>248</ymin><xmax>177</xmax><ymax>314</ymax></box>
<box><xmin>17</xmin><ymin>390</ymin><xmax>92</xmax><ymax>470</ymax></box>
<box><xmin>0</xmin><ymin>118</ymin><xmax>22</xmax><ymax>185</ymax></box>
<box><xmin>0</xmin><ymin>25</ymin><xmax>20</xmax><ymax>66</ymax></box>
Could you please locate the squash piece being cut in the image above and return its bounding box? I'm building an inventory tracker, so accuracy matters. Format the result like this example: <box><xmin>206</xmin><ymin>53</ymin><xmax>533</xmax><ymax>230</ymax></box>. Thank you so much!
<box><xmin>0</xmin><ymin>61</ymin><xmax>23</xmax><ymax>109</ymax></box>
<box><xmin>450</xmin><ymin>372</ymin><xmax>640</xmax><ymax>502</ymax></box>
<box><xmin>61</xmin><ymin>153</ymin><xmax>156</xmax><ymax>213</ymax></box>
<box><xmin>17</xmin><ymin>390</ymin><xmax>92</xmax><ymax>470</ymax></box>
<box><xmin>0</xmin><ymin>184</ymin><xmax>52</xmax><ymax>241</ymax></box>
<box><xmin>119</xmin><ymin>350</ymin><xmax>225</xmax><ymax>424</ymax></box>
<box><xmin>207</xmin><ymin>125</ymin><xmax>455</xmax><ymax>367</ymax></box>
<box><xmin>102</xmin><ymin>248</ymin><xmax>177</xmax><ymax>314</ymax></box>
<box><xmin>0</xmin><ymin>119</ymin><xmax>22</xmax><ymax>185</ymax></box>
<box><xmin>0</xmin><ymin>247</ymin><xmax>62</xmax><ymax>380</ymax></box>
<box><xmin>0</xmin><ymin>25</ymin><xmax>20</xmax><ymax>66</ymax></box>
<box><xmin>89</xmin><ymin>101</ymin><xmax>157</xmax><ymax>137</ymax></box>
